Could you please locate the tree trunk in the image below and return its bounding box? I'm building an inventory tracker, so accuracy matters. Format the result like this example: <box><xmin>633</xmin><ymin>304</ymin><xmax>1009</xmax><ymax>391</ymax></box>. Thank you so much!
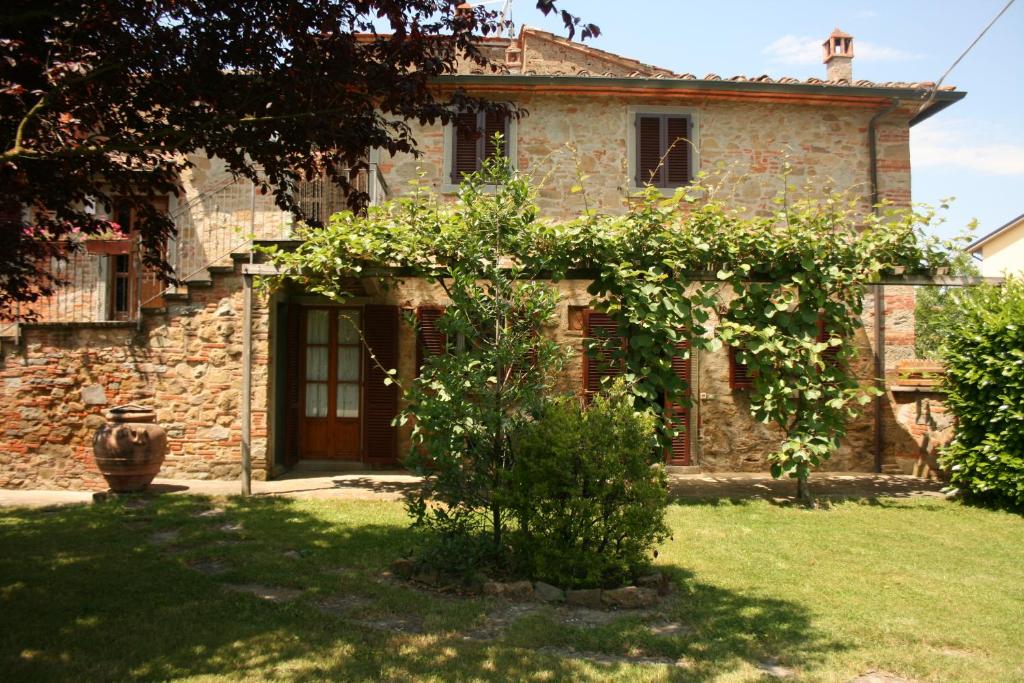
<box><xmin>796</xmin><ymin>474</ymin><xmax>811</xmax><ymax>503</ymax></box>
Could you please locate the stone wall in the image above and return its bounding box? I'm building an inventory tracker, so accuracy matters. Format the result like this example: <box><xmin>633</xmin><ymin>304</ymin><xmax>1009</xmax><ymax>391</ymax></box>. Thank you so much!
<box><xmin>382</xmin><ymin>92</ymin><xmax>912</xmax><ymax>220</ymax></box>
<box><xmin>0</xmin><ymin>262</ymin><xmax>273</xmax><ymax>490</ymax></box>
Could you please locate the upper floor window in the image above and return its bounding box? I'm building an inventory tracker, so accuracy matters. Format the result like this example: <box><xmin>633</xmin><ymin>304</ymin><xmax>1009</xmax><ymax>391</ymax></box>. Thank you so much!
<box><xmin>446</xmin><ymin>108</ymin><xmax>515</xmax><ymax>187</ymax></box>
<box><xmin>631</xmin><ymin>111</ymin><xmax>695</xmax><ymax>189</ymax></box>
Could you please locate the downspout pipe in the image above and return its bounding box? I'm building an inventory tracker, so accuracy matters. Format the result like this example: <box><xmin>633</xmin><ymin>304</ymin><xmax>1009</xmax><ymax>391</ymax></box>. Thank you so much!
<box><xmin>868</xmin><ymin>98</ymin><xmax>900</xmax><ymax>473</ymax></box>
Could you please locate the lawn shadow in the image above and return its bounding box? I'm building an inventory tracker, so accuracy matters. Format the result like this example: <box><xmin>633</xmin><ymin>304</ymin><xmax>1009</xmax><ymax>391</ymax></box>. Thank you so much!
<box><xmin>1</xmin><ymin>495</ymin><xmax>843</xmax><ymax>681</ymax></box>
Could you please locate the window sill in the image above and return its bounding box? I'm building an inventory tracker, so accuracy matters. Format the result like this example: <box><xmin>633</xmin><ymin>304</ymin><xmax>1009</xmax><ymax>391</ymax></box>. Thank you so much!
<box><xmin>627</xmin><ymin>184</ymin><xmax>693</xmax><ymax>199</ymax></box>
<box><xmin>441</xmin><ymin>182</ymin><xmax>505</xmax><ymax>195</ymax></box>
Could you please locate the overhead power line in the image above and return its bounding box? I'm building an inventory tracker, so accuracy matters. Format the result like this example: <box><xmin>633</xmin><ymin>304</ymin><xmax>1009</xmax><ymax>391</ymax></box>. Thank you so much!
<box><xmin>917</xmin><ymin>0</ymin><xmax>1017</xmax><ymax>115</ymax></box>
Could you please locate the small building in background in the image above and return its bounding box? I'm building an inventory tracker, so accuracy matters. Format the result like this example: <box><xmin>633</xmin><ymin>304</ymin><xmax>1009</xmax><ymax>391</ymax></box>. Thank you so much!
<box><xmin>967</xmin><ymin>213</ymin><xmax>1024</xmax><ymax>277</ymax></box>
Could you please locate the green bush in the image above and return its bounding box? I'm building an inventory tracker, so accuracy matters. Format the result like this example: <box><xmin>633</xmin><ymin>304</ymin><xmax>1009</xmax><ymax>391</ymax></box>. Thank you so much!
<box><xmin>506</xmin><ymin>385</ymin><xmax>670</xmax><ymax>588</ymax></box>
<box><xmin>939</xmin><ymin>277</ymin><xmax>1024</xmax><ymax>510</ymax></box>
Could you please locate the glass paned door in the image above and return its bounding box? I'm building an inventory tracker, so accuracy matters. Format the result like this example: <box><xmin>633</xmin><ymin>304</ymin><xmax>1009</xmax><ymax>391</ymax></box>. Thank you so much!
<box><xmin>299</xmin><ymin>307</ymin><xmax>363</xmax><ymax>460</ymax></box>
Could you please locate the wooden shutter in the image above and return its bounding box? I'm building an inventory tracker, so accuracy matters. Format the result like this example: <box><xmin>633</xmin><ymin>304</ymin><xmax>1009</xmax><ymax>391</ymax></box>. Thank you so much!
<box><xmin>283</xmin><ymin>304</ymin><xmax>302</xmax><ymax>467</ymax></box>
<box><xmin>582</xmin><ymin>309</ymin><xmax>622</xmax><ymax>397</ymax></box>
<box><xmin>416</xmin><ymin>305</ymin><xmax>447</xmax><ymax>375</ymax></box>
<box><xmin>635</xmin><ymin>115</ymin><xmax>662</xmax><ymax>186</ymax></box>
<box><xmin>665</xmin><ymin>339</ymin><xmax>692</xmax><ymax>466</ymax></box>
<box><xmin>362</xmin><ymin>304</ymin><xmax>400</xmax><ymax>464</ymax></box>
<box><xmin>817</xmin><ymin>317</ymin><xmax>841</xmax><ymax>369</ymax></box>
<box><xmin>729</xmin><ymin>347</ymin><xmax>754</xmax><ymax>390</ymax></box>
<box><xmin>450</xmin><ymin>111</ymin><xmax>480</xmax><ymax>183</ymax></box>
<box><xmin>665</xmin><ymin>117</ymin><xmax>691</xmax><ymax>185</ymax></box>
<box><xmin>482</xmin><ymin>110</ymin><xmax>510</xmax><ymax>162</ymax></box>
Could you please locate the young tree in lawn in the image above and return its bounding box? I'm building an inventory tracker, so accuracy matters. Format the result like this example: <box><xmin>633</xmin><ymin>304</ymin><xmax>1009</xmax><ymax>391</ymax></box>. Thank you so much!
<box><xmin>0</xmin><ymin>0</ymin><xmax>596</xmax><ymax>314</ymax></box>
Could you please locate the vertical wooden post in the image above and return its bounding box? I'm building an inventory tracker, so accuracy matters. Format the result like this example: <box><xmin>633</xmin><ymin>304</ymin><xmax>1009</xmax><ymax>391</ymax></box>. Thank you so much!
<box><xmin>241</xmin><ymin>272</ymin><xmax>253</xmax><ymax>496</ymax></box>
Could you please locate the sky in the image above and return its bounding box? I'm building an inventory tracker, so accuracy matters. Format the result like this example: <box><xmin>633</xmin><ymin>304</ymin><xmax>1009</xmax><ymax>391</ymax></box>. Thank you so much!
<box><xmin>516</xmin><ymin>0</ymin><xmax>1024</xmax><ymax>243</ymax></box>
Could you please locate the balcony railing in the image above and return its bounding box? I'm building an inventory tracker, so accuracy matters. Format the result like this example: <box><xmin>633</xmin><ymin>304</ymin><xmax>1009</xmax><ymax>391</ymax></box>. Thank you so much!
<box><xmin>0</xmin><ymin>165</ymin><xmax>390</xmax><ymax>330</ymax></box>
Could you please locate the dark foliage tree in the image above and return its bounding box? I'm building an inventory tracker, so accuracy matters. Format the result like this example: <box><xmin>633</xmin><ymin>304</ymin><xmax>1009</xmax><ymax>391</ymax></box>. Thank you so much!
<box><xmin>0</xmin><ymin>0</ymin><xmax>596</xmax><ymax>314</ymax></box>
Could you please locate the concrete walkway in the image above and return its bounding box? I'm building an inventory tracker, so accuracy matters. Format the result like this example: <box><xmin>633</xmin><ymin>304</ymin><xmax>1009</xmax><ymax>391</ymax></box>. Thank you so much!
<box><xmin>0</xmin><ymin>471</ymin><xmax>944</xmax><ymax>509</ymax></box>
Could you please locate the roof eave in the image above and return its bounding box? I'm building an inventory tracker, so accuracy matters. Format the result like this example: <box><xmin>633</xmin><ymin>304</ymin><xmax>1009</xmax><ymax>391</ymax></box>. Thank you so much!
<box><xmin>434</xmin><ymin>74</ymin><xmax>965</xmax><ymax>115</ymax></box>
<box><xmin>966</xmin><ymin>213</ymin><xmax>1024</xmax><ymax>252</ymax></box>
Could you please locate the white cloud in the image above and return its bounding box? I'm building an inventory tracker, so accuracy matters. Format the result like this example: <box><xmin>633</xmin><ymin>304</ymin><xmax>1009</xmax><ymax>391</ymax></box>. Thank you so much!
<box><xmin>763</xmin><ymin>34</ymin><xmax>922</xmax><ymax>65</ymax></box>
<box><xmin>912</xmin><ymin>118</ymin><xmax>1024</xmax><ymax>176</ymax></box>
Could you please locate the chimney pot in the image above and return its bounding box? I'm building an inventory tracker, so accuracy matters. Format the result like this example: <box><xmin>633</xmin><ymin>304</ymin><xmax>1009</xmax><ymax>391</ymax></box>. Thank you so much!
<box><xmin>822</xmin><ymin>28</ymin><xmax>854</xmax><ymax>82</ymax></box>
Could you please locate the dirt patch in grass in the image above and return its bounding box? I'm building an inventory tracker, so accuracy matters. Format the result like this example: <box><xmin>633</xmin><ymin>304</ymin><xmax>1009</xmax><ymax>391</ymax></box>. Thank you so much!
<box><xmin>312</xmin><ymin>594</ymin><xmax>373</xmax><ymax>616</ymax></box>
<box><xmin>538</xmin><ymin>645</ymin><xmax>688</xmax><ymax>668</ymax></box>
<box><xmin>224</xmin><ymin>583</ymin><xmax>302</xmax><ymax>603</ymax></box>
<box><xmin>849</xmin><ymin>672</ymin><xmax>917</xmax><ymax>683</ymax></box>
<box><xmin>147</xmin><ymin>530</ymin><xmax>180</xmax><ymax>545</ymax></box>
<box><xmin>188</xmin><ymin>559</ymin><xmax>229</xmax><ymax>576</ymax></box>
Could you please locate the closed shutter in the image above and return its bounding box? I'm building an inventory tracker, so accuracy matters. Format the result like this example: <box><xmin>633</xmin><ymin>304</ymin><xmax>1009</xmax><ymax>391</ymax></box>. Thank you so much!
<box><xmin>665</xmin><ymin>116</ymin><xmax>691</xmax><ymax>185</ymax></box>
<box><xmin>636</xmin><ymin>115</ymin><xmax>662</xmax><ymax>186</ymax></box>
<box><xmin>284</xmin><ymin>304</ymin><xmax>302</xmax><ymax>467</ymax></box>
<box><xmin>482</xmin><ymin>110</ymin><xmax>510</xmax><ymax>161</ymax></box>
<box><xmin>450</xmin><ymin>111</ymin><xmax>480</xmax><ymax>183</ymax></box>
<box><xmin>416</xmin><ymin>305</ymin><xmax>447</xmax><ymax>375</ymax></box>
<box><xmin>665</xmin><ymin>339</ymin><xmax>692</xmax><ymax>466</ymax></box>
<box><xmin>635</xmin><ymin>114</ymin><xmax>691</xmax><ymax>188</ymax></box>
<box><xmin>729</xmin><ymin>347</ymin><xmax>755</xmax><ymax>390</ymax></box>
<box><xmin>817</xmin><ymin>318</ymin><xmax>841</xmax><ymax>368</ymax></box>
<box><xmin>363</xmin><ymin>304</ymin><xmax>400</xmax><ymax>464</ymax></box>
<box><xmin>582</xmin><ymin>309</ymin><xmax>623</xmax><ymax>397</ymax></box>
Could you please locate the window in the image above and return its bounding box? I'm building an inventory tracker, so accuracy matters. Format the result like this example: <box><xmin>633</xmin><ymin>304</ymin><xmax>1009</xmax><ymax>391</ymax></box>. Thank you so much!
<box><xmin>107</xmin><ymin>199</ymin><xmax>168</xmax><ymax>320</ymax></box>
<box><xmin>445</xmin><ymin>108</ymin><xmax>515</xmax><ymax>188</ymax></box>
<box><xmin>728</xmin><ymin>347</ymin><xmax>755</xmax><ymax>390</ymax></box>
<box><xmin>630</xmin><ymin>110</ymin><xmax>696</xmax><ymax>189</ymax></box>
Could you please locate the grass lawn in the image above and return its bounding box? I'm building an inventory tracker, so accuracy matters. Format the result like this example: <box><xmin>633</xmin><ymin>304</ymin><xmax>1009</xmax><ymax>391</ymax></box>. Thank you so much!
<box><xmin>1</xmin><ymin>494</ymin><xmax>1022</xmax><ymax>682</ymax></box>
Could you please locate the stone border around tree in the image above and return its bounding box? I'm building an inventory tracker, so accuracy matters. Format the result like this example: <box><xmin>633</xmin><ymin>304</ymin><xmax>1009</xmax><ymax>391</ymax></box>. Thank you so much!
<box><xmin>390</xmin><ymin>558</ymin><xmax>672</xmax><ymax>609</ymax></box>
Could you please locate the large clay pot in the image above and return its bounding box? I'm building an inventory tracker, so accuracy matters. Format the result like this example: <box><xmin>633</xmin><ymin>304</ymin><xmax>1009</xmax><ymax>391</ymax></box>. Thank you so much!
<box><xmin>92</xmin><ymin>404</ymin><xmax>168</xmax><ymax>492</ymax></box>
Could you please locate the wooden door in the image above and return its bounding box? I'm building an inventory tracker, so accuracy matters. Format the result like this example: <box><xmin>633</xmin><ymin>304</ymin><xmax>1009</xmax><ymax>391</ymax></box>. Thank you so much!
<box><xmin>299</xmin><ymin>307</ymin><xmax>363</xmax><ymax>460</ymax></box>
<box><xmin>109</xmin><ymin>198</ymin><xmax>168</xmax><ymax>319</ymax></box>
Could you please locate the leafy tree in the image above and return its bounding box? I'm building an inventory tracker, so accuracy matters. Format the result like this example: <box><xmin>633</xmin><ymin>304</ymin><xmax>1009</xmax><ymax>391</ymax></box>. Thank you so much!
<box><xmin>938</xmin><ymin>277</ymin><xmax>1024</xmax><ymax>510</ymax></box>
<box><xmin>0</xmin><ymin>0</ymin><xmax>595</xmax><ymax>314</ymax></box>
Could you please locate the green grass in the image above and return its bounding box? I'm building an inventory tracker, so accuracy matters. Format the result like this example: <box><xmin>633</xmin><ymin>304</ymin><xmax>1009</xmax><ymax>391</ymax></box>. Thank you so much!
<box><xmin>1</xmin><ymin>495</ymin><xmax>1022</xmax><ymax>682</ymax></box>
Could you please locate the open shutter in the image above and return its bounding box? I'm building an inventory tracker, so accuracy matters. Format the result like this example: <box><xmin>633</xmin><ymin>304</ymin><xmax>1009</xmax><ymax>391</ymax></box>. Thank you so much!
<box><xmin>482</xmin><ymin>110</ymin><xmax>510</xmax><ymax>162</ymax></box>
<box><xmin>450</xmin><ymin>111</ymin><xmax>480</xmax><ymax>182</ymax></box>
<box><xmin>582</xmin><ymin>309</ymin><xmax>622</xmax><ymax>397</ymax></box>
<box><xmin>665</xmin><ymin>116</ymin><xmax>691</xmax><ymax>186</ymax></box>
<box><xmin>416</xmin><ymin>305</ymin><xmax>447</xmax><ymax>375</ymax></box>
<box><xmin>665</xmin><ymin>339</ymin><xmax>692</xmax><ymax>466</ymax></box>
<box><xmin>729</xmin><ymin>347</ymin><xmax>755</xmax><ymax>390</ymax></box>
<box><xmin>284</xmin><ymin>304</ymin><xmax>302</xmax><ymax>466</ymax></box>
<box><xmin>363</xmin><ymin>304</ymin><xmax>400</xmax><ymax>464</ymax></box>
<box><xmin>636</xmin><ymin>115</ymin><xmax>662</xmax><ymax>186</ymax></box>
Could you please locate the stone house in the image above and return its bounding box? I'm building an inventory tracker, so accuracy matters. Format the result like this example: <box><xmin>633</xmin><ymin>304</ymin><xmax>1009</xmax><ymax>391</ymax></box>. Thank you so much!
<box><xmin>0</xmin><ymin>27</ymin><xmax>964</xmax><ymax>490</ymax></box>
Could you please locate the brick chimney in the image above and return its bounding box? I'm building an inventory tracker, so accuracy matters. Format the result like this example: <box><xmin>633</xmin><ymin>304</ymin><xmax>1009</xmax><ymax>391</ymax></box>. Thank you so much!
<box><xmin>822</xmin><ymin>28</ymin><xmax>854</xmax><ymax>82</ymax></box>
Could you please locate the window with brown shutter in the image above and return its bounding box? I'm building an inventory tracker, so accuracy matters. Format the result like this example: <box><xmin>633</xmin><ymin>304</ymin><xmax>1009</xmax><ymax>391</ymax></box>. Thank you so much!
<box><xmin>362</xmin><ymin>305</ymin><xmax>400</xmax><ymax>465</ymax></box>
<box><xmin>817</xmin><ymin>318</ymin><xmax>842</xmax><ymax>369</ymax></box>
<box><xmin>450</xmin><ymin>108</ymin><xmax>511</xmax><ymax>183</ymax></box>
<box><xmin>582</xmin><ymin>309</ymin><xmax>623</xmax><ymax>398</ymax></box>
<box><xmin>634</xmin><ymin>113</ymin><xmax>692</xmax><ymax>188</ymax></box>
<box><xmin>665</xmin><ymin>338</ymin><xmax>692</xmax><ymax>466</ymax></box>
<box><xmin>729</xmin><ymin>347</ymin><xmax>755</xmax><ymax>390</ymax></box>
<box><xmin>416</xmin><ymin>305</ymin><xmax>447</xmax><ymax>375</ymax></box>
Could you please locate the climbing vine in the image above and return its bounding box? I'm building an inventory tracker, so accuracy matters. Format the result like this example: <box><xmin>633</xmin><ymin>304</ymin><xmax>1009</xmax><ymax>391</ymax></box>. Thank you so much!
<box><xmin>265</xmin><ymin>147</ymin><xmax>953</xmax><ymax>500</ymax></box>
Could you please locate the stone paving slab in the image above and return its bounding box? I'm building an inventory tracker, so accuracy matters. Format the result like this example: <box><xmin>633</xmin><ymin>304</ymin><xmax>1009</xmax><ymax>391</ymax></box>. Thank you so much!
<box><xmin>0</xmin><ymin>472</ymin><xmax>943</xmax><ymax>509</ymax></box>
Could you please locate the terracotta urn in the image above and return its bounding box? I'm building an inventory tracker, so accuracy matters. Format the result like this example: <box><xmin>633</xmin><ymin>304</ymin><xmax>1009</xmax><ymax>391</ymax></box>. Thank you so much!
<box><xmin>92</xmin><ymin>404</ymin><xmax>168</xmax><ymax>492</ymax></box>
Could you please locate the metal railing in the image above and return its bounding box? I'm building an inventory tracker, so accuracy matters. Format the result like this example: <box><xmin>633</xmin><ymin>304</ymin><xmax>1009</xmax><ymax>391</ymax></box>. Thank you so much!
<box><xmin>0</xmin><ymin>165</ymin><xmax>390</xmax><ymax>329</ymax></box>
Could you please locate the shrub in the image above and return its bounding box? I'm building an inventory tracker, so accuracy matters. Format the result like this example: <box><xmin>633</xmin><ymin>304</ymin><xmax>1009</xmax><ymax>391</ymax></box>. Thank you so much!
<box><xmin>506</xmin><ymin>385</ymin><xmax>670</xmax><ymax>588</ymax></box>
<box><xmin>939</xmin><ymin>277</ymin><xmax>1024</xmax><ymax>510</ymax></box>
